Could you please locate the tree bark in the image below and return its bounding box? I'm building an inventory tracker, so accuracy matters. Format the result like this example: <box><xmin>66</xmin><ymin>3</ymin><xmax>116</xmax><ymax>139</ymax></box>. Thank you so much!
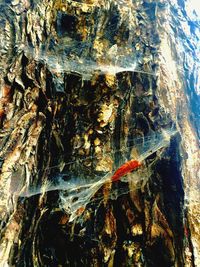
<box><xmin>0</xmin><ymin>0</ymin><xmax>199</xmax><ymax>266</ymax></box>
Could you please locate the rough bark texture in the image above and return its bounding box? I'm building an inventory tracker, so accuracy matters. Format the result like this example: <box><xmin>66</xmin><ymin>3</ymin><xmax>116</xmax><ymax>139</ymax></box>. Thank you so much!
<box><xmin>0</xmin><ymin>0</ymin><xmax>199</xmax><ymax>266</ymax></box>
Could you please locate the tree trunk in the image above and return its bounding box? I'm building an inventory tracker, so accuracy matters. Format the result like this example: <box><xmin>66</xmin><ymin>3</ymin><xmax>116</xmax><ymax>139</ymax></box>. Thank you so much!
<box><xmin>0</xmin><ymin>0</ymin><xmax>199</xmax><ymax>266</ymax></box>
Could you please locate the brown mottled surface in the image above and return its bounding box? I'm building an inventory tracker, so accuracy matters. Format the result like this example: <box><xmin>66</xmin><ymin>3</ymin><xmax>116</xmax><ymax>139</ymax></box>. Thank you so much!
<box><xmin>0</xmin><ymin>0</ymin><xmax>199</xmax><ymax>266</ymax></box>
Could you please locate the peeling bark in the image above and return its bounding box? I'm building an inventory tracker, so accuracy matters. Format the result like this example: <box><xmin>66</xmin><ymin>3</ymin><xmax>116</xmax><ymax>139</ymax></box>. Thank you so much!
<box><xmin>0</xmin><ymin>0</ymin><xmax>199</xmax><ymax>266</ymax></box>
